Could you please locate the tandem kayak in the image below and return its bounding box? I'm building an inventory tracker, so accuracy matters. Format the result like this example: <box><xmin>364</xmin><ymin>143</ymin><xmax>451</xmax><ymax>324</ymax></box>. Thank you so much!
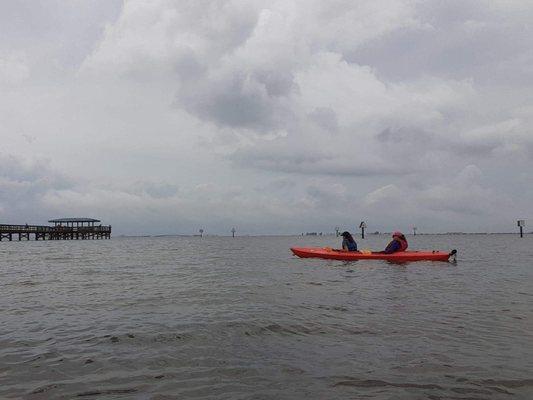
<box><xmin>291</xmin><ymin>247</ymin><xmax>457</xmax><ymax>262</ymax></box>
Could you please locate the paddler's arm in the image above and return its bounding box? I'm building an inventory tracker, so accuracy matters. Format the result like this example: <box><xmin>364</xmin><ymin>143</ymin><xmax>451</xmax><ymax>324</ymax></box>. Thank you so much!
<box><xmin>382</xmin><ymin>240</ymin><xmax>400</xmax><ymax>254</ymax></box>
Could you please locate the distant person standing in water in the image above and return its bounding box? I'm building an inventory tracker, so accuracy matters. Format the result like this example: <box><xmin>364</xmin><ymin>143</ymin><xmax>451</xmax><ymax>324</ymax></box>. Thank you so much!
<box><xmin>381</xmin><ymin>231</ymin><xmax>408</xmax><ymax>253</ymax></box>
<box><xmin>341</xmin><ymin>231</ymin><xmax>358</xmax><ymax>252</ymax></box>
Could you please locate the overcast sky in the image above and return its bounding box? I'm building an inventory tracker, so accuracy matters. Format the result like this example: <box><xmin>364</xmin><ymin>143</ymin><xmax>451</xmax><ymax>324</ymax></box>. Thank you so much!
<box><xmin>1</xmin><ymin>0</ymin><xmax>532</xmax><ymax>235</ymax></box>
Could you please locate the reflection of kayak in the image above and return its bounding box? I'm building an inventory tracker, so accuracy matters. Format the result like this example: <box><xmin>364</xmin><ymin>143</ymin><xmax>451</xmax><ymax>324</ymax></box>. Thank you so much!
<box><xmin>290</xmin><ymin>247</ymin><xmax>456</xmax><ymax>262</ymax></box>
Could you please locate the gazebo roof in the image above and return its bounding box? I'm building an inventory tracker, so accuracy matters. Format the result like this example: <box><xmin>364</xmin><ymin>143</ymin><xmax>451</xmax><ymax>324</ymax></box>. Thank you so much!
<box><xmin>48</xmin><ymin>218</ymin><xmax>101</xmax><ymax>223</ymax></box>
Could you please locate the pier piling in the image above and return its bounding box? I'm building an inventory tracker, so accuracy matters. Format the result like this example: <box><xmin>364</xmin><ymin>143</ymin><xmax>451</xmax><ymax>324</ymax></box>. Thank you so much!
<box><xmin>517</xmin><ymin>220</ymin><xmax>525</xmax><ymax>238</ymax></box>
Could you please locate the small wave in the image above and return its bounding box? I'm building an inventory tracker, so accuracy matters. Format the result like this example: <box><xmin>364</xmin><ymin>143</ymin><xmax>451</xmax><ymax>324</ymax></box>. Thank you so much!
<box><xmin>152</xmin><ymin>333</ymin><xmax>191</xmax><ymax>343</ymax></box>
<box><xmin>340</xmin><ymin>327</ymin><xmax>377</xmax><ymax>335</ymax></box>
<box><xmin>480</xmin><ymin>378</ymin><xmax>533</xmax><ymax>388</ymax></box>
<box><xmin>31</xmin><ymin>383</ymin><xmax>61</xmax><ymax>394</ymax></box>
<box><xmin>333</xmin><ymin>378</ymin><xmax>443</xmax><ymax>390</ymax></box>
<box><xmin>449</xmin><ymin>387</ymin><xmax>494</xmax><ymax>395</ymax></box>
<box><xmin>317</xmin><ymin>305</ymin><xmax>348</xmax><ymax>312</ymax></box>
<box><xmin>19</xmin><ymin>280</ymin><xmax>39</xmax><ymax>286</ymax></box>
<box><xmin>76</xmin><ymin>388</ymin><xmax>137</xmax><ymax>397</ymax></box>
<box><xmin>24</xmin><ymin>351</ymin><xmax>62</xmax><ymax>364</ymax></box>
<box><xmin>225</xmin><ymin>321</ymin><xmax>327</xmax><ymax>337</ymax></box>
<box><xmin>333</xmin><ymin>376</ymin><xmax>526</xmax><ymax>397</ymax></box>
<box><xmin>446</xmin><ymin>374</ymin><xmax>533</xmax><ymax>392</ymax></box>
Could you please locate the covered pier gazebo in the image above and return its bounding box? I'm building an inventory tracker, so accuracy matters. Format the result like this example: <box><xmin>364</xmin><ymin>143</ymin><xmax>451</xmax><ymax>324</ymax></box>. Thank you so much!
<box><xmin>48</xmin><ymin>217</ymin><xmax>101</xmax><ymax>228</ymax></box>
<box><xmin>46</xmin><ymin>217</ymin><xmax>111</xmax><ymax>240</ymax></box>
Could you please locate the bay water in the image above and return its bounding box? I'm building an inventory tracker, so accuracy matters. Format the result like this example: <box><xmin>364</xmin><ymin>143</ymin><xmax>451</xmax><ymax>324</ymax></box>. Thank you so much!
<box><xmin>1</xmin><ymin>234</ymin><xmax>532</xmax><ymax>399</ymax></box>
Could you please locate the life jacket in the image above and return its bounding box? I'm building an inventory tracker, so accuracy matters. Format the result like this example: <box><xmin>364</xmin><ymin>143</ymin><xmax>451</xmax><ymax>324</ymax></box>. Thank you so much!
<box><xmin>346</xmin><ymin>241</ymin><xmax>358</xmax><ymax>252</ymax></box>
<box><xmin>343</xmin><ymin>238</ymin><xmax>358</xmax><ymax>251</ymax></box>
<box><xmin>396</xmin><ymin>237</ymin><xmax>408</xmax><ymax>251</ymax></box>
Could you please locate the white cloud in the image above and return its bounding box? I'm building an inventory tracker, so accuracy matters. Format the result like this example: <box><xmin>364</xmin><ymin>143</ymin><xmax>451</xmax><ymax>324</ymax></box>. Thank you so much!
<box><xmin>0</xmin><ymin>52</ymin><xmax>29</xmax><ymax>86</ymax></box>
<box><xmin>1</xmin><ymin>0</ymin><xmax>532</xmax><ymax>233</ymax></box>
<box><xmin>361</xmin><ymin>164</ymin><xmax>515</xmax><ymax>230</ymax></box>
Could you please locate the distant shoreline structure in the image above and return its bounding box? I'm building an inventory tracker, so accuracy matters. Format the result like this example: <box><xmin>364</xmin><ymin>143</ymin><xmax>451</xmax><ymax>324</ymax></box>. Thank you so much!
<box><xmin>116</xmin><ymin>231</ymin><xmax>531</xmax><ymax>238</ymax></box>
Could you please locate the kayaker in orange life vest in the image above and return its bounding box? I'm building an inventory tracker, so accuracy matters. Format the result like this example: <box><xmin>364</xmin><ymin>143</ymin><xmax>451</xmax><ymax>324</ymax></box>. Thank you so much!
<box><xmin>381</xmin><ymin>231</ymin><xmax>408</xmax><ymax>253</ymax></box>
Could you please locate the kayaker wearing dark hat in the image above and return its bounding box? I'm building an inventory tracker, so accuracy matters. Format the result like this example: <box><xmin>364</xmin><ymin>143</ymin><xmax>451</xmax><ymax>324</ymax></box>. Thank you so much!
<box><xmin>341</xmin><ymin>231</ymin><xmax>358</xmax><ymax>252</ymax></box>
<box><xmin>381</xmin><ymin>231</ymin><xmax>408</xmax><ymax>253</ymax></box>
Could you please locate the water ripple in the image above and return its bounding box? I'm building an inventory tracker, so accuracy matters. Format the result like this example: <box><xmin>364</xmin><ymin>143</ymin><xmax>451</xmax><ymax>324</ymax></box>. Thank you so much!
<box><xmin>1</xmin><ymin>235</ymin><xmax>532</xmax><ymax>399</ymax></box>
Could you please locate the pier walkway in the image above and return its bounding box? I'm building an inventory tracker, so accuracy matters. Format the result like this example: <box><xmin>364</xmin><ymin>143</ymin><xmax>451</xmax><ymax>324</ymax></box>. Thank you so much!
<box><xmin>0</xmin><ymin>218</ymin><xmax>111</xmax><ymax>241</ymax></box>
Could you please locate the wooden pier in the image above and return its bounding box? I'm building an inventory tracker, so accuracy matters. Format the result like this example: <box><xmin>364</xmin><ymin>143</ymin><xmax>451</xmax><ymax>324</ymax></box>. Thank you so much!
<box><xmin>0</xmin><ymin>218</ymin><xmax>111</xmax><ymax>241</ymax></box>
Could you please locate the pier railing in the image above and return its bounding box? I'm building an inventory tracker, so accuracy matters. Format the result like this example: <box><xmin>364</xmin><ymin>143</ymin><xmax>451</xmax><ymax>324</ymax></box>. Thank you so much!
<box><xmin>0</xmin><ymin>224</ymin><xmax>111</xmax><ymax>233</ymax></box>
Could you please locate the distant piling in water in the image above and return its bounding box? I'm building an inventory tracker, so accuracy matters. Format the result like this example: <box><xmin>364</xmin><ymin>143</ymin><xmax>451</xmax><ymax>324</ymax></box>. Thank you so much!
<box><xmin>359</xmin><ymin>221</ymin><xmax>366</xmax><ymax>239</ymax></box>
<box><xmin>517</xmin><ymin>220</ymin><xmax>525</xmax><ymax>238</ymax></box>
<box><xmin>0</xmin><ymin>217</ymin><xmax>111</xmax><ymax>241</ymax></box>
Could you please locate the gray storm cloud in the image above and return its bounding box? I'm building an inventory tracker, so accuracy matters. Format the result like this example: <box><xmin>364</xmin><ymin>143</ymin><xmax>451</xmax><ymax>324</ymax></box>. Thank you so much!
<box><xmin>1</xmin><ymin>0</ymin><xmax>532</xmax><ymax>234</ymax></box>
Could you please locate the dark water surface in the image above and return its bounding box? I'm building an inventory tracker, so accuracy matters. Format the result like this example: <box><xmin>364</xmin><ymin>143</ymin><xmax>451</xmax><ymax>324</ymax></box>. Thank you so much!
<box><xmin>1</xmin><ymin>234</ymin><xmax>532</xmax><ymax>399</ymax></box>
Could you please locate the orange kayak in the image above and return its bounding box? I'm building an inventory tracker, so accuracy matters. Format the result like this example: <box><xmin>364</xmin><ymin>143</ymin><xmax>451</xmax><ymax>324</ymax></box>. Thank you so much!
<box><xmin>291</xmin><ymin>247</ymin><xmax>456</xmax><ymax>262</ymax></box>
